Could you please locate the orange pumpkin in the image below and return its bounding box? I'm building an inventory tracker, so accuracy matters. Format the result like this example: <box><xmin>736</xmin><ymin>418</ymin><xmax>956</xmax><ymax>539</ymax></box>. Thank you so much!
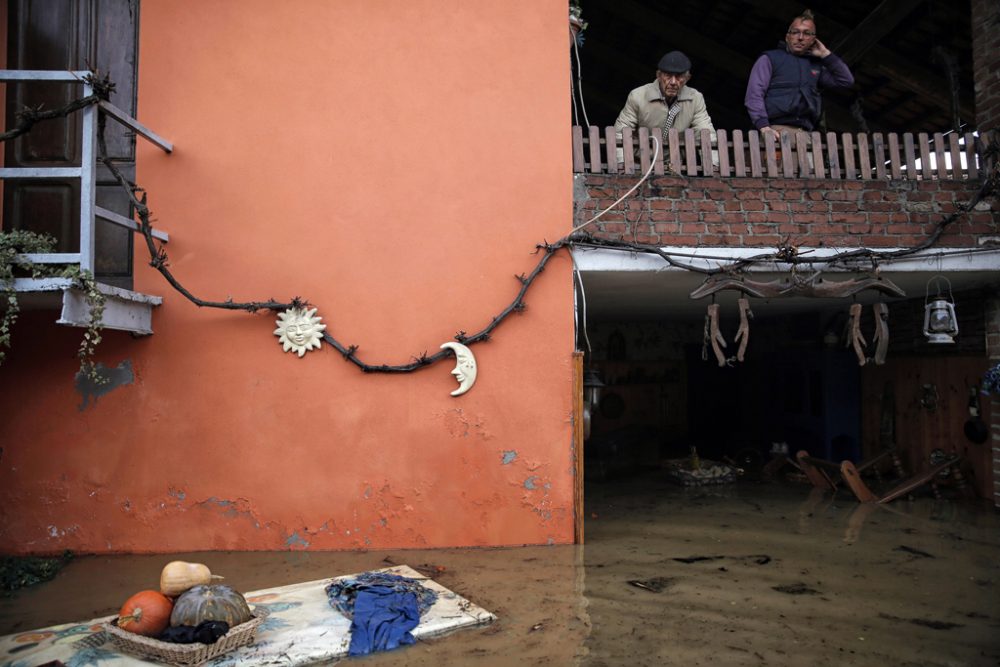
<box><xmin>118</xmin><ymin>590</ymin><xmax>174</xmax><ymax>636</ymax></box>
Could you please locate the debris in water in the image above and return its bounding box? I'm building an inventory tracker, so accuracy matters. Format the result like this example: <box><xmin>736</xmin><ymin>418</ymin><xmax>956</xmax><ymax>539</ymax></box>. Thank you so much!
<box><xmin>672</xmin><ymin>554</ymin><xmax>772</xmax><ymax>565</ymax></box>
<box><xmin>878</xmin><ymin>612</ymin><xmax>962</xmax><ymax>630</ymax></box>
<box><xmin>894</xmin><ymin>545</ymin><xmax>935</xmax><ymax>558</ymax></box>
<box><xmin>627</xmin><ymin>577</ymin><xmax>676</xmax><ymax>593</ymax></box>
<box><xmin>742</xmin><ymin>499</ymin><xmax>763</xmax><ymax>512</ymax></box>
<box><xmin>911</xmin><ymin>619</ymin><xmax>962</xmax><ymax>630</ymax></box>
<box><xmin>381</xmin><ymin>556</ymin><xmax>445</xmax><ymax>577</ymax></box>
<box><xmin>413</xmin><ymin>564</ymin><xmax>447</xmax><ymax>577</ymax></box>
<box><xmin>773</xmin><ymin>583</ymin><xmax>821</xmax><ymax>595</ymax></box>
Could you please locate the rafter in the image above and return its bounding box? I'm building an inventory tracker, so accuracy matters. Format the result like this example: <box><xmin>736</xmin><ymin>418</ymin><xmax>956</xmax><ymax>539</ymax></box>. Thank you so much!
<box><xmin>833</xmin><ymin>0</ymin><xmax>926</xmax><ymax>64</ymax></box>
<box><xmin>611</xmin><ymin>0</ymin><xmax>756</xmax><ymax>76</ymax></box>
<box><xmin>759</xmin><ymin>0</ymin><xmax>974</xmax><ymax>121</ymax></box>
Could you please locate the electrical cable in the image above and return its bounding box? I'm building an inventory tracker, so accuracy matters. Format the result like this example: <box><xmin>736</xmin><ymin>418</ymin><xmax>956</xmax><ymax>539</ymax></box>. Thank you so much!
<box><xmin>569</xmin><ymin>26</ymin><xmax>581</xmax><ymax>127</ymax></box>
<box><xmin>568</xmin><ymin>136</ymin><xmax>661</xmax><ymax>235</ymax></box>
<box><xmin>571</xmin><ymin>252</ymin><xmax>592</xmax><ymax>356</ymax></box>
<box><xmin>572</xmin><ymin>28</ymin><xmax>590</xmax><ymax>128</ymax></box>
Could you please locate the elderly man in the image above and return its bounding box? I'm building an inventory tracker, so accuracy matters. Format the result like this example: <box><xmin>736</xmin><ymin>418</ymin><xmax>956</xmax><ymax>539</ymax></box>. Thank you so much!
<box><xmin>744</xmin><ymin>9</ymin><xmax>854</xmax><ymax>140</ymax></box>
<box><xmin>615</xmin><ymin>50</ymin><xmax>715</xmax><ymax>150</ymax></box>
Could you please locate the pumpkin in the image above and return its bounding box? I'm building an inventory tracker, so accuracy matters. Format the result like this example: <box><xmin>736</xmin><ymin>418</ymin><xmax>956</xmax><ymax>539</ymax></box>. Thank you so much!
<box><xmin>170</xmin><ymin>584</ymin><xmax>252</xmax><ymax>628</ymax></box>
<box><xmin>159</xmin><ymin>561</ymin><xmax>223</xmax><ymax>596</ymax></box>
<box><xmin>118</xmin><ymin>590</ymin><xmax>174</xmax><ymax>636</ymax></box>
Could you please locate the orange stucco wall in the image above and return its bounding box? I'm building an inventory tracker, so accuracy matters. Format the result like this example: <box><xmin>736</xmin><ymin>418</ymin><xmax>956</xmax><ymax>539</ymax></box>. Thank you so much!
<box><xmin>0</xmin><ymin>0</ymin><xmax>574</xmax><ymax>553</ymax></box>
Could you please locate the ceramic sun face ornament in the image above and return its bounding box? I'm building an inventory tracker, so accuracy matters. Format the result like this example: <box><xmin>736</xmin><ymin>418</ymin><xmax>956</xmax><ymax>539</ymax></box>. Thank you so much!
<box><xmin>274</xmin><ymin>307</ymin><xmax>327</xmax><ymax>357</ymax></box>
<box><xmin>440</xmin><ymin>342</ymin><xmax>477</xmax><ymax>396</ymax></box>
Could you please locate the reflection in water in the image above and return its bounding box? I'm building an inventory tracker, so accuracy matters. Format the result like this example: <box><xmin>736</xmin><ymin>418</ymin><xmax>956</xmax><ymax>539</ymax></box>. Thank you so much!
<box><xmin>797</xmin><ymin>486</ymin><xmax>832</xmax><ymax>534</ymax></box>
<box><xmin>843</xmin><ymin>501</ymin><xmax>881</xmax><ymax>544</ymax></box>
<box><xmin>582</xmin><ymin>473</ymin><xmax>1000</xmax><ymax>667</ymax></box>
<box><xmin>1</xmin><ymin>474</ymin><xmax>998</xmax><ymax>666</ymax></box>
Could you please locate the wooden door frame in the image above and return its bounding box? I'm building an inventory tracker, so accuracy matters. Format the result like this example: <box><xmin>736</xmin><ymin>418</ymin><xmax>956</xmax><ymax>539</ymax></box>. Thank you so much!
<box><xmin>572</xmin><ymin>350</ymin><xmax>585</xmax><ymax>544</ymax></box>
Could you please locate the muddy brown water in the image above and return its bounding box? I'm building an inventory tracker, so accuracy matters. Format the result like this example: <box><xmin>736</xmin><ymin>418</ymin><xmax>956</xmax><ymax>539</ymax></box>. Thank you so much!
<box><xmin>2</xmin><ymin>474</ymin><xmax>999</xmax><ymax>666</ymax></box>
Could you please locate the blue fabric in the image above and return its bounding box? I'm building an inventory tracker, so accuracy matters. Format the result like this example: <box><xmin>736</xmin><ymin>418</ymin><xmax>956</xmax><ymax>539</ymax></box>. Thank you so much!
<box><xmin>763</xmin><ymin>47</ymin><xmax>823</xmax><ymax>130</ymax></box>
<box><xmin>326</xmin><ymin>571</ymin><xmax>438</xmax><ymax>619</ymax></box>
<box><xmin>347</xmin><ymin>586</ymin><xmax>421</xmax><ymax>656</ymax></box>
<box><xmin>325</xmin><ymin>571</ymin><xmax>437</xmax><ymax>657</ymax></box>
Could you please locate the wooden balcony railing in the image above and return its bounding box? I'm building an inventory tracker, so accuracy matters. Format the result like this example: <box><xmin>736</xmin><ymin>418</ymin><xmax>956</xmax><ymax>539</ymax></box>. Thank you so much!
<box><xmin>572</xmin><ymin>126</ymin><xmax>993</xmax><ymax>181</ymax></box>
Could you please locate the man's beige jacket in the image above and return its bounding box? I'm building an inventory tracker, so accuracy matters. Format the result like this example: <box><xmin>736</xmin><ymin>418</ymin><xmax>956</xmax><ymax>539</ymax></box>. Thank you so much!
<box><xmin>614</xmin><ymin>81</ymin><xmax>715</xmax><ymax>133</ymax></box>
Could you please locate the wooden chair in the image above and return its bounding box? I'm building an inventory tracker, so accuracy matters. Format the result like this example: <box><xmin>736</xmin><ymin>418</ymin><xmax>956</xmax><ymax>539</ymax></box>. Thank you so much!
<box><xmin>840</xmin><ymin>454</ymin><xmax>965</xmax><ymax>504</ymax></box>
<box><xmin>795</xmin><ymin>449</ymin><xmax>904</xmax><ymax>491</ymax></box>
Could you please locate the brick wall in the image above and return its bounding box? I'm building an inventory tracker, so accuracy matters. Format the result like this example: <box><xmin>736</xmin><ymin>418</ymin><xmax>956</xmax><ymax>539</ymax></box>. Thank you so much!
<box><xmin>972</xmin><ymin>0</ymin><xmax>1000</xmax><ymax>130</ymax></box>
<box><xmin>575</xmin><ymin>175</ymin><xmax>998</xmax><ymax>248</ymax></box>
<box><xmin>986</xmin><ymin>291</ymin><xmax>1000</xmax><ymax>507</ymax></box>
<box><xmin>971</xmin><ymin>0</ymin><xmax>1000</xmax><ymax>507</ymax></box>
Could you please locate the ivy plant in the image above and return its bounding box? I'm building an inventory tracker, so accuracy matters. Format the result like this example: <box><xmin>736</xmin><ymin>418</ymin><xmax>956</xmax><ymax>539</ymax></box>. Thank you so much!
<box><xmin>1</xmin><ymin>228</ymin><xmax>107</xmax><ymax>382</ymax></box>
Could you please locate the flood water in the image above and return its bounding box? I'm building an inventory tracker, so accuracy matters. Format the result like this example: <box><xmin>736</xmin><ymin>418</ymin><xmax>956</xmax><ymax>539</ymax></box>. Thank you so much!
<box><xmin>2</xmin><ymin>473</ymin><xmax>999</xmax><ymax>666</ymax></box>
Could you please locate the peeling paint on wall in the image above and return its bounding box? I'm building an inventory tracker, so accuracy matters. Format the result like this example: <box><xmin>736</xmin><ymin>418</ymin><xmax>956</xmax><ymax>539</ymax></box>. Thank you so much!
<box><xmin>524</xmin><ymin>476</ymin><xmax>540</xmax><ymax>490</ymax></box>
<box><xmin>501</xmin><ymin>450</ymin><xmax>518</xmax><ymax>465</ymax></box>
<box><xmin>285</xmin><ymin>531</ymin><xmax>310</xmax><ymax>548</ymax></box>
<box><xmin>441</xmin><ymin>408</ymin><xmax>493</xmax><ymax>440</ymax></box>
<box><xmin>195</xmin><ymin>497</ymin><xmax>263</xmax><ymax>528</ymax></box>
<box><xmin>75</xmin><ymin>360</ymin><xmax>134</xmax><ymax>410</ymax></box>
<box><xmin>46</xmin><ymin>524</ymin><xmax>79</xmax><ymax>539</ymax></box>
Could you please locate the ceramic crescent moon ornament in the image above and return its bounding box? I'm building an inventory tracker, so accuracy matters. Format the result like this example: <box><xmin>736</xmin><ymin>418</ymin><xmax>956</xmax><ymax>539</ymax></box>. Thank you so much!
<box><xmin>440</xmin><ymin>342</ymin><xmax>478</xmax><ymax>396</ymax></box>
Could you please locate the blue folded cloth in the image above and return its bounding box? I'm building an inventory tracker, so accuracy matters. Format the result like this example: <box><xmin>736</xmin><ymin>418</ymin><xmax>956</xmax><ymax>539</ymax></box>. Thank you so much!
<box><xmin>325</xmin><ymin>571</ymin><xmax>438</xmax><ymax>657</ymax></box>
<box><xmin>347</xmin><ymin>586</ymin><xmax>420</xmax><ymax>656</ymax></box>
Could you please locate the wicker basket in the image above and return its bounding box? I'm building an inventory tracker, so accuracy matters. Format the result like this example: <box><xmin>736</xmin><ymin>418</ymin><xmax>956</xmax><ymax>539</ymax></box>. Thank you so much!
<box><xmin>102</xmin><ymin>608</ymin><xmax>268</xmax><ymax>666</ymax></box>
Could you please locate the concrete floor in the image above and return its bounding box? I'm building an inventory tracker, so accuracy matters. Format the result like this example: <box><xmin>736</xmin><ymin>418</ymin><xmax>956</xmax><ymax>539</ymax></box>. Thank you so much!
<box><xmin>2</xmin><ymin>473</ymin><xmax>998</xmax><ymax>666</ymax></box>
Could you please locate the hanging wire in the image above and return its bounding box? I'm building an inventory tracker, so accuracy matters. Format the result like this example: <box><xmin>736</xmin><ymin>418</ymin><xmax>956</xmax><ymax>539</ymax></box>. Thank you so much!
<box><xmin>571</xmin><ymin>252</ymin><xmax>592</xmax><ymax>356</ymax></box>
<box><xmin>569</xmin><ymin>136</ymin><xmax>661</xmax><ymax>235</ymax></box>
<box><xmin>570</xmin><ymin>65</ymin><xmax>581</xmax><ymax>126</ymax></box>
<box><xmin>569</xmin><ymin>25</ymin><xmax>581</xmax><ymax>127</ymax></box>
<box><xmin>571</xmin><ymin>26</ymin><xmax>591</xmax><ymax>128</ymax></box>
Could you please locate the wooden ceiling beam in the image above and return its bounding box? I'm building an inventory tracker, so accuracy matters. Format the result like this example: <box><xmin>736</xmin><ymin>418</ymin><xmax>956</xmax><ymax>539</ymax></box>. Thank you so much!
<box><xmin>610</xmin><ymin>0</ymin><xmax>757</xmax><ymax>76</ymax></box>
<box><xmin>833</xmin><ymin>0</ymin><xmax>926</xmax><ymax>64</ymax></box>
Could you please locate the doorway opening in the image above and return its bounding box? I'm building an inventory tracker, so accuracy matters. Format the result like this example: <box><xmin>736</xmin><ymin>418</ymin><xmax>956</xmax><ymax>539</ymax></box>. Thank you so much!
<box><xmin>574</xmin><ymin>265</ymin><xmax>996</xmax><ymax>520</ymax></box>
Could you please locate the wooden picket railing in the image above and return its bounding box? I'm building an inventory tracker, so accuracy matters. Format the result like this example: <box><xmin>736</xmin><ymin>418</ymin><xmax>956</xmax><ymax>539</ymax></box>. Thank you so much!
<box><xmin>572</xmin><ymin>126</ymin><xmax>992</xmax><ymax>181</ymax></box>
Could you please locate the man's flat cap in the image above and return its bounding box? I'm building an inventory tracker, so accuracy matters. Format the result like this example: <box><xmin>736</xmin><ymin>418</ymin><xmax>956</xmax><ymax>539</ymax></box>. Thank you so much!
<box><xmin>657</xmin><ymin>51</ymin><xmax>691</xmax><ymax>73</ymax></box>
